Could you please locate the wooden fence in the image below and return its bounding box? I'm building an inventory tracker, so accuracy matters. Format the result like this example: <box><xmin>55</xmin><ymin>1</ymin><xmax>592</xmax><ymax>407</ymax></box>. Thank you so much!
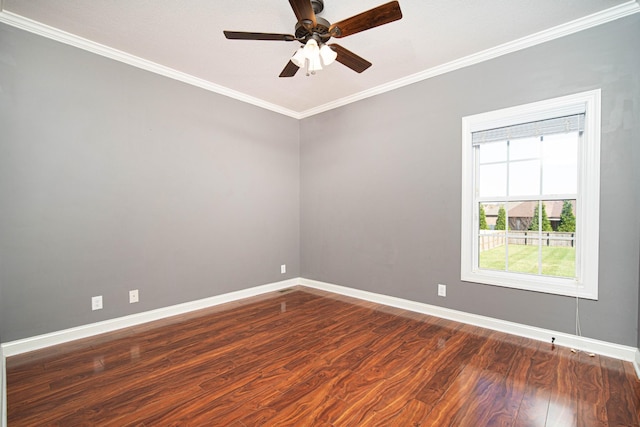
<box><xmin>479</xmin><ymin>230</ymin><xmax>575</xmax><ymax>251</ymax></box>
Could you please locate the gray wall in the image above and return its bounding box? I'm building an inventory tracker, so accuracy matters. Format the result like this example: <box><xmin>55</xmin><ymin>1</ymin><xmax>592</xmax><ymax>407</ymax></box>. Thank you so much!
<box><xmin>301</xmin><ymin>15</ymin><xmax>640</xmax><ymax>346</ymax></box>
<box><xmin>0</xmin><ymin>24</ymin><xmax>300</xmax><ymax>341</ymax></box>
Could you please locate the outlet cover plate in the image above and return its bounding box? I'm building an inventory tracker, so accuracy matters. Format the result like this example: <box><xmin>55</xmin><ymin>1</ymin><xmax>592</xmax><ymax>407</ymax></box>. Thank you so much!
<box><xmin>438</xmin><ymin>284</ymin><xmax>447</xmax><ymax>297</ymax></box>
<box><xmin>129</xmin><ymin>289</ymin><xmax>139</xmax><ymax>304</ymax></box>
<box><xmin>92</xmin><ymin>295</ymin><xmax>103</xmax><ymax>310</ymax></box>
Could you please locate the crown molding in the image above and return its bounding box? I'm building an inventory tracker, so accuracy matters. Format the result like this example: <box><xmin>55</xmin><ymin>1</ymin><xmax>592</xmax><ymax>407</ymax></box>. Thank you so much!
<box><xmin>297</xmin><ymin>0</ymin><xmax>640</xmax><ymax>118</ymax></box>
<box><xmin>0</xmin><ymin>10</ymin><xmax>302</xmax><ymax>120</ymax></box>
<box><xmin>1</xmin><ymin>1</ymin><xmax>638</xmax><ymax>120</ymax></box>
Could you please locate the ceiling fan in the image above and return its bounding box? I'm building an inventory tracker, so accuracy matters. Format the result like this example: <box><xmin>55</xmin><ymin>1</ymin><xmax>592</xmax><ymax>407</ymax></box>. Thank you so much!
<box><xmin>223</xmin><ymin>0</ymin><xmax>402</xmax><ymax>77</ymax></box>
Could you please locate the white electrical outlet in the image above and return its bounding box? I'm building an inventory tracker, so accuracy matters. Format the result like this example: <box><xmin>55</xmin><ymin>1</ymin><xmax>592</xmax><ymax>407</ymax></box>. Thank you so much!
<box><xmin>129</xmin><ymin>289</ymin><xmax>139</xmax><ymax>304</ymax></box>
<box><xmin>438</xmin><ymin>284</ymin><xmax>447</xmax><ymax>297</ymax></box>
<box><xmin>92</xmin><ymin>295</ymin><xmax>103</xmax><ymax>310</ymax></box>
<box><xmin>281</xmin><ymin>264</ymin><xmax>286</xmax><ymax>274</ymax></box>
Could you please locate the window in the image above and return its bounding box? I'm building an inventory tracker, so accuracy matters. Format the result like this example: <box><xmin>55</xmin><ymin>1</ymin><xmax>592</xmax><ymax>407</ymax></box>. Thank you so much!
<box><xmin>461</xmin><ymin>90</ymin><xmax>601</xmax><ymax>299</ymax></box>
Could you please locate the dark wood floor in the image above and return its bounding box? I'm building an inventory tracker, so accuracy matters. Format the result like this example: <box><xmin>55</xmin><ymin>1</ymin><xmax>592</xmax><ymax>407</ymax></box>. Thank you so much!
<box><xmin>6</xmin><ymin>286</ymin><xmax>640</xmax><ymax>426</ymax></box>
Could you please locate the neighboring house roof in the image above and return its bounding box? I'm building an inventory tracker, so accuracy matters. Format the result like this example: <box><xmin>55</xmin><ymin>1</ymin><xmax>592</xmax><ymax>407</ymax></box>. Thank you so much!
<box><xmin>483</xmin><ymin>200</ymin><xmax>575</xmax><ymax>220</ymax></box>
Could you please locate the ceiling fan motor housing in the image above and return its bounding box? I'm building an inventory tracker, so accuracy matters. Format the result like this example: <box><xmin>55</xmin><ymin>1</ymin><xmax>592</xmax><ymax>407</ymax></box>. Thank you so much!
<box><xmin>295</xmin><ymin>16</ymin><xmax>331</xmax><ymax>45</ymax></box>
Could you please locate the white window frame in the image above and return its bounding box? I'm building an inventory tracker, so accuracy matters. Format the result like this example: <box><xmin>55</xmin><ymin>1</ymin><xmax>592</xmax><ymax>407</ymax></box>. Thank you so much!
<box><xmin>461</xmin><ymin>90</ymin><xmax>601</xmax><ymax>299</ymax></box>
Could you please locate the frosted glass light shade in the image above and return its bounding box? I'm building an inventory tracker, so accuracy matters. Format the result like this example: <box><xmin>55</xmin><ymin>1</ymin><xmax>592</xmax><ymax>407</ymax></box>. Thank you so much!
<box><xmin>320</xmin><ymin>44</ymin><xmax>337</xmax><ymax>66</ymax></box>
<box><xmin>303</xmin><ymin>39</ymin><xmax>319</xmax><ymax>59</ymax></box>
<box><xmin>291</xmin><ymin>47</ymin><xmax>306</xmax><ymax>68</ymax></box>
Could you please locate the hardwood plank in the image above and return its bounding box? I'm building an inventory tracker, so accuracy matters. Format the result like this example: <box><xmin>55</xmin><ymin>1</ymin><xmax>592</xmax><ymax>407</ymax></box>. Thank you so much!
<box><xmin>601</xmin><ymin>355</ymin><xmax>640</xmax><ymax>427</ymax></box>
<box><xmin>252</xmin><ymin>369</ymin><xmax>351</xmax><ymax>425</ymax></box>
<box><xmin>514</xmin><ymin>342</ymin><xmax>557</xmax><ymax>427</ymax></box>
<box><xmin>421</xmin><ymin>362</ymin><xmax>494</xmax><ymax>426</ymax></box>
<box><xmin>546</xmin><ymin>350</ymin><xmax>579</xmax><ymax>427</ymax></box>
<box><xmin>365</xmin><ymin>366</ymin><xmax>433</xmax><ymax>425</ymax></box>
<box><xmin>390</xmin><ymin>398</ymin><xmax>434</xmax><ymax>426</ymax></box>
<box><xmin>623</xmin><ymin>361</ymin><xmax>640</xmax><ymax>422</ymax></box>
<box><xmin>414</xmin><ymin>328</ymin><xmax>487</xmax><ymax>410</ymax></box>
<box><xmin>462</xmin><ymin>335</ymin><xmax>537</xmax><ymax>426</ymax></box>
<box><xmin>575</xmin><ymin>353</ymin><xmax>607</xmax><ymax>427</ymax></box>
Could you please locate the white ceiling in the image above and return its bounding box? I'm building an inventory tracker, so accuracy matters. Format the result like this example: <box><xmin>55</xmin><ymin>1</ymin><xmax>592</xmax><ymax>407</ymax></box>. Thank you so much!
<box><xmin>1</xmin><ymin>0</ymin><xmax>638</xmax><ymax>118</ymax></box>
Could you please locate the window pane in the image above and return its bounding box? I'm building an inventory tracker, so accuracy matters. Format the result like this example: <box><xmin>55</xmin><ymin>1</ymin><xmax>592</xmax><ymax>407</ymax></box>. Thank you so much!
<box><xmin>555</xmin><ymin>200</ymin><xmax>576</xmax><ymax>233</ymax></box>
<box><xmin>506</xmin><ymin>200</ymin><xmax>535</xmax><ymax>231</ymax></box>
<box><xmin>507</xmin><ymin>201</ymin><xmax>539</xmax><ymax>275</ymax></box>
<box><xmin>509</xmin><ymin>136</ymin><xmax>539</xmax><ymax>160</ymax></box>
<box><xmin>479</xmin><ymin>163</ymin><xmax>507</xmax><ymax>197</ymax></box>
<box><xmin>478</xmin><ymin>203</ymin><xmax>506</xmax><ymax>272</ymax></box>
<box><xmin>509</xmin><ymin>159</ymin><xmax>540</xmax><ymax>196</ymax></box>
<box><xmin>479</xmin><ymin>140</ymin><xmax>507</xmax><ymax>164</ymax></box>
<box><xmin>527</xmin><ymin>200</ymin><xmax>554</xmax><ymax>233</ymax></box>
<box><xmin>542</xmin><ymin>132</ymin><xmax>578</xmax><ymax>194</ymax></box>
<box><xmin>507</xmin><ymin>245</ymin><xmax>540</xmax><ymax>275</ymax></box>
<box><xmin>541</xmin><ymin>247</ymin><xmax>575</xmax><ymax>278</ymax></box>
<box><xmin>478</xmin><ymin>202</ymin><xmax>490</xmax><ymax>232</ymax></box>
<box><xmin>546</xmin><ymin>199</ymin><xmax>577</xmax><ymax>277</ymax></box>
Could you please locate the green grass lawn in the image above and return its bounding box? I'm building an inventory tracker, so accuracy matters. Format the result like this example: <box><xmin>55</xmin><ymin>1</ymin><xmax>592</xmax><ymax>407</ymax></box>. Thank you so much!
<box><xmin>479</xmin><ymin>244</ymin><xmax>575</xmax><ymax>277</ymax></box>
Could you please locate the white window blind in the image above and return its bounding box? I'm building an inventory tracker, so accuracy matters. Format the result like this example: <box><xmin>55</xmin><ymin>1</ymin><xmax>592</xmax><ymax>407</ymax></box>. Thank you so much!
<box><xmin>472</xmin><ymin>114</ymin><xmax>585</xmax><ymax>145</ymax></box>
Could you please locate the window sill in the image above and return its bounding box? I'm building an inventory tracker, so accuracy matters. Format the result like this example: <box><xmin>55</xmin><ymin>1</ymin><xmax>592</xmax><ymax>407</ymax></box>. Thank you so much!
<box><xmin>461</xmin><ymin>269</ymin><xmax>597</xmax><ymax>300</ymax></box>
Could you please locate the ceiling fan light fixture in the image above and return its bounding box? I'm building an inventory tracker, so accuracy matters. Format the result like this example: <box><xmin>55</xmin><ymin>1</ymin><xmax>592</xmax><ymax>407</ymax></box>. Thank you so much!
<box><xmin>294</xmin><ymin>38</ymin><xmax>325</xmax><ymax>75</ymax></box>
<box><xmin>319</xmin><ymin>44</ymin><xmax>337</xmax><ymax>66</ymax></box>
<box><xmin>303</xmin><ymin>38</ymin><xmax>320</xmax><ymax>58</ymax></box>
<box><xmin>291</xmin><ymin>47</ymin><xmax>306</xmax><ymax>68</ymax></box>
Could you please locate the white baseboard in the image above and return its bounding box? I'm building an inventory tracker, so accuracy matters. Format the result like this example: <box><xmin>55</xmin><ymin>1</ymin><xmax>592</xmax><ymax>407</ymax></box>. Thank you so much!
<box><xmin>300</xmin><ymin>278</ymin><xmax>639</xmax><ymax>365</ymax></box>
<box><xmin>1</xmin><ymin>278</ymin><xmax>298</xmax><ymax>358</ymax></box>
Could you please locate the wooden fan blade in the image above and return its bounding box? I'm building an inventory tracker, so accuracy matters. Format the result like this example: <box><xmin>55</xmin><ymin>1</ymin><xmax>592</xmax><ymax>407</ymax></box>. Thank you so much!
<box><xmin>329</xmin><ymin>1</ymin><xmax>402</xmax><ymax>38</ymax></box>
<box><xmin>279</xmin><ymin>60</ymin><xmax>300</xmax><ymax>77</ymax></box>
<box><xmin>224</xmin><ymin>31</ymin><xmax>295</xmax><ymax>41</ymax></box>
<box><xmin>329</xmin><ymin>44</ymin><xmax>372</xmax><ymax>73</ymax></box>
<box><xmin>288</xmin><ymin>0</ymin><xmax>316</xmax><ymax>29</ymax></box>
